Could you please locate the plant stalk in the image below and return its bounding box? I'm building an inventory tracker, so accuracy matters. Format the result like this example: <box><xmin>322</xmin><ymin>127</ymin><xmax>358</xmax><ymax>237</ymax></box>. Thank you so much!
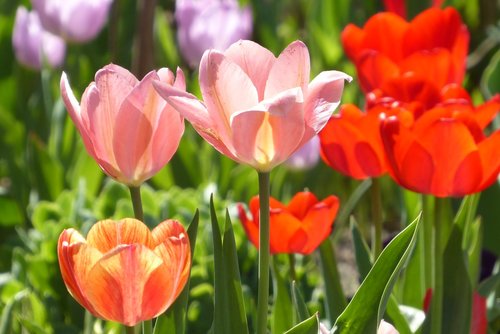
<box><xmin>430</xmin><ymin>197</ymin><xmax>445</xmax><ymax>334</ymax></box>
<box><xmin>256</xmin><ymin>171</ymin><xmax>271</xmax><ymax>334</ymax></box>
<box><xmin>370</xmin><ymin>177</ymin><xmax>383</xmax><ymax>258</ymax></box>
<box><xmin>129</xmin><ymin>186</ymin><xmax>144</xmax><ymax>222</ymax></box>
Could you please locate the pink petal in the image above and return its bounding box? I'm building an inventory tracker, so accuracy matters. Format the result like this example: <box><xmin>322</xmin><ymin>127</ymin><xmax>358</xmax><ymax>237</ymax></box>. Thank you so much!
<box><xmin>303</xmin><ymin>70</ymin><xmax>352</xmax><ymax>139</ymax></box>
<box><xmin>224</xmin><ymin>40</ymin><xmax>276</xmax><ymax>100</ymax></box>
<box><xmin>264</xmin><ymin>40</ymin><xmax>310</xmax><ymax>99</ymax></box>
<box><xmin>199</xmin><ymin>49</ymin><xmax>259</xmax><ymax>121</ymax></box>
<box><xmin>231</xmin><ymin>88</ymin><xmax>305</xmax><ymax>171</ymax></box>
<box><xmin>153</xmin><ymin>81</ymin><xmax>237</xmax><ymax>161</ymax></box>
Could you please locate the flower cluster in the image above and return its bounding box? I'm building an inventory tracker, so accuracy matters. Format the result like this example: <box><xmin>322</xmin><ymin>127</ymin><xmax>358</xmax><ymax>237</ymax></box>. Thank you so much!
<box><xmin>319</xmin><ymin>6</ymin><xmax>500</xmax><ymax>197</ymax></box>
<box><xmin>12</xmin><ymin>0</ymin><xmax>113</xmax><ymax>69</ymax></box>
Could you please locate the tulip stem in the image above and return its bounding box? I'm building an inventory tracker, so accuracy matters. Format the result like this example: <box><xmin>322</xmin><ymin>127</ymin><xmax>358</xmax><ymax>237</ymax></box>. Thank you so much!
<box><xmin>288</xmin><ymin>254</ymin><xmax>296</xmax><ymax>282</ymax></box>
<box><xmin>422</xmin><ymin>195</ymin><xmax>434</xmax><ymax>290</ymax></box>
<box><xmin>129</xmin><ymin>186</ymin><xmax>144</xmax><ymax>222</ymax></box>
<box><xmin>125</xmin><ymin>326</ymin><xmax>136</xmax><ymax>334</ymax></box>
<box><xmin>256</xmin><ymin>171</ymin><xmax>271</xmax><ymax>334</ymax></box>
<box><xmin>142</xmin><ymin>319</ymin><xmax>153</xmax><ymax>334</ymax></box>
<box><xmin>430</xmin><ymin>197</ymin><xmax>445</xmax><ymax>334</ymax></box>
<box><xmin>370</xmin><ymin>177</ymin><xmax>383</xmax><ymax>258</ymax></box>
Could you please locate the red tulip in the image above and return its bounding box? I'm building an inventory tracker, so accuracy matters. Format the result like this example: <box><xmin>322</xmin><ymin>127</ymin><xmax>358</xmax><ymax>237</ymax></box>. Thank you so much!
<box><xmin>319</xmin><ymin>104</ymin><xmax>410</xmax><ymax>179</ymax></box>
<box><xmin>61</xmin><ymin>64</ymin><xmax>185</xmax><ymax>186</ymax></box>
<box><xmin>154</xmin><ymin>40</ymin><xmax>351</xmax><ymax>172</ymax></box>
<box><xmin>380</xmin><ymin>95</ymin><xmax>500</xmax><ymax>197</ymax></box>
<box><xmin>58</xmin><ymin>218</ymin><xmax>191</xmax><ymax>326</ymax></box>
<box><xmin>342</xmin><ymin>7</ymin><xmax>469</xmax><ymax>93</ymax></box>
<box><xmin>238</xmin><ymin>192</ymin><xmax>339</xmax><ymax>254</ymax></box>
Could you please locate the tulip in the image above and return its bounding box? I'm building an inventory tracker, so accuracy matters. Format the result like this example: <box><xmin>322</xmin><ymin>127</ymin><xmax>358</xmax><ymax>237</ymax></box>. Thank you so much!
<box><xmin>60</xmin><ymin>64</ymin><xmax>185</xmax><ymax>186</ymax></box>
<box><xmin>318</xmin><ymin>104</ymin><xmax>405</xmax><ymax>179</ymax></box>
<box><xmin>238</xmin><ymin>192</ymin><xmax>339</xmax><ymax>254</ymax></box>
<box><xmin>31</xmin><ymin>0</ymin><xmax>113</xmax><ymax>42</ymax></box>
<box><xmin>342</xmin><ymin>7</ymin><xmax>469</xmax><ymax>93</ymax></box>
<box><xmin>175</xmin><ymin>0</ymin><xmax>253</xmax><ymax>67</ymax></box>
<box><xmin>284</xmin><ymin>135</ymin><xmax>320</xmax><ymax>171</ymax></box>
<box><xmin>12</xmin><ymin>6</ymin><xmax>66</xmax><ymax>70</ymax></box>
<box><xmin>58</xmin><ymin>218</ymin><xmax>191</xmax><ymax>326</ymax></box>
<box><xmin>380</xmin><ymin>94</ymin><xmax>500</xmax><ymax>197</ymax></box>
<box><xmin>154</xmin><ymin>39</ymin><xmax>351</xmax><ymax>172</ymax></box>
<box><xmin>378</xmin><ymin>320</ymin><xmax>399</xmax><ymax>334</ymax></box>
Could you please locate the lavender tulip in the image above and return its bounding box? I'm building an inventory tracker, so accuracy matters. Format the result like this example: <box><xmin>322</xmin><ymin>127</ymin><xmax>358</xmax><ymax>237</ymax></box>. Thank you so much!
<box><xmin>12</xmin><ymin>6</ymin><xmax>66</xmax><ymax>70</ymax></box>
<box><xmin>175</xmin><ymin>0</ymin><xmax>252</xmax><ymax>67</ymax></box>
<box><xmin>31</xmin><ymin>0</ymin><xmax>114</xmax><ymax>42</ymax></box>
<box><xmin>285</xmin><ymin>135</ymin><xmax>320</xmax><ymax>171</ymax></box>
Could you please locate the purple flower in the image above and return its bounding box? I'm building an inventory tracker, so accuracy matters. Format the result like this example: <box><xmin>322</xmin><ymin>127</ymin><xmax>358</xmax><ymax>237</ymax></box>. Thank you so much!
<box><xmin>12</xmin><ymin>6</ymin><xmax>66</xmax><ymax>70</ymax></box>
<box><xmin>285</xmin><ymin>135</ymin><xmax>320</xmax><ymax>171</ymax></box>
<box><xmin>31</xmin><ymin>0</ymin><xmax>114</xmax><ymax>42</ymax></box>
<box><xmin>175</xmin><ymin>0</ymin><xmax>253</xmax><ymax>67</ymax></box>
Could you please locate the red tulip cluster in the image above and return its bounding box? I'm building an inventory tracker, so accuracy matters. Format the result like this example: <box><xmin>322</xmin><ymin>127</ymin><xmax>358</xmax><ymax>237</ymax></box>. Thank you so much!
<box><xmin>319</xmin><ymin>6</ymin><xmax>500</xmax><ymax>197</ymax></box>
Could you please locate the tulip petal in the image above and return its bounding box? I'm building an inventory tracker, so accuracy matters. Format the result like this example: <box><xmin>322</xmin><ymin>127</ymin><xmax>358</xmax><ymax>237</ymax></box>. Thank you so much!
<box><xmin>356</xmin><ymin>52</ymin><xmax>400</xmax><ymax>93</ymax></box>
<box><xmin>238</xmin><ymin>204</ymin><xmax>260</xmax><ymax>248</ymax></box>
<box><xmin>267</xmin><ymin>210</ymin><xmax>306</xmax><ymax>254</ymax></box>
<box><xmin>224</xmin><ymin>40</ymin><xmax>276</xmax><ymax>100</ymax></box>
<box><xmin>153</xmin><ymin>81</ymin><xmax>237</xmax><ymax>160</ymax></box>
<box><xmin>400</xmin><ymin>49</ymin><xmax>453</xmax><ymax>89</ymax></box>
<box><xmin>473</xmin><ymin>95</ymin><xmax>500</xmax><ymax>129</ymax></box>
<box><xmin>400</xmin><ymin>141</ymin><xmax>434</xmax><ymax>194</ymax></box>
<box><xmin>452</xmin><ymin>151</ymin><xmax>482</xmax><ymax>196</ymax></box>
<box><xmin>301</xmin><ymin>196</ymin><xmax>339</xmax><ymax>254</ymax></box>
<box><xmin>85</xmin><ymin>244</ymin><xmax>170</xmax><ymax>326</ymax></box>
<box><xmin>58</xmin><ymin>229</ymin><xmax>102</xmax><ymax>317</ymax></box>
<box><xmin>153</xmin><ymin>221</ymin><xmax>191</xmax><ymax>305</ymax></box>
<box><xmin>199</xmin><ymin>49</ymin><xmax>259</xmax><ymax>122</ymax></box>
<box><xmin>112</xmin><ymin>71</ymin><xmax>158</xmax><ymax>184</ymax></box>
<box><xmin>86</xmin><ymin>219</ymin><xmax>154</xmax><ymax>253</ymax></box>
<box><xmin>264</xmin><ymin>40</ymin><xmax>310</xmax><ymax>99</ymax></box>
<box><xmin>477</xmin><ymin>129</ymin><xmax>500</xmax><ymax>191</ymax></box>
<box><xmin>286</xmin><ymin>192</ymin><xmax>319</xmax><ymax>220</ymax></box>
<box><xmin>230</xmin><ymin>88</ymin><xmax>305</xmax><ymax>170</ymax></box>
<box><xmin>302</xmin><ymin>70</ymin><xmax>351</xmax><ymax>141</ymax></box>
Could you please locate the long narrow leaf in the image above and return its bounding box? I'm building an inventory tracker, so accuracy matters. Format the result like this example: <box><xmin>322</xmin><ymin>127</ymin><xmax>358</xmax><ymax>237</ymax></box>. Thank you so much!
<box><xmin>284</xmin><ymin>313</ymin><xmax>319</xmax><ymax>334</ymax></box>
<box><xmin>333</xmin><ymin>214</ymin><xmax>421</xmax><ymax>333</ymax></box>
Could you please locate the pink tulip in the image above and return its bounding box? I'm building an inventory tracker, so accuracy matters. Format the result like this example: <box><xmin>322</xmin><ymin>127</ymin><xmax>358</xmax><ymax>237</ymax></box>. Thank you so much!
<box><xmin>154</xmin><ymin>40</ymin><xmax>351</xmax><ymax>172</ymax></box>
<box><xmin>12</xmin><ymin>6</ymin><xmax>66</xmax><ymax>70</ymax></box>
<box><xmin>60</xmin><ymin>64</ymin><xmax>185</xmax><ymax>186</ymax></box>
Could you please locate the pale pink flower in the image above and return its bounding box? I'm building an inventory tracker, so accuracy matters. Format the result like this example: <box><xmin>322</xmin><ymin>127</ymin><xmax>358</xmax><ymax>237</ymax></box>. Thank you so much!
<box><xmin>154</xmin><ymin>40</ymin><xmax>351</xmax><ymax>172</ymax></box>
<box><xmin>60</xmin><ymin>64</ymin><xmax>185</xmax><ymax>186</ymax></box>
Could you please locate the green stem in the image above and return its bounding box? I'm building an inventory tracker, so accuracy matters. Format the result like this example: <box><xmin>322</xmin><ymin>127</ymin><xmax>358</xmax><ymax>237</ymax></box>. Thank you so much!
<box><xmin>422</xmin><ymin>195</ymin><xmax>434</xmax><ymax>290</ymax></box>
<box><xmin>128</xmin><ymin>185</ymin><xmax>150</xmax><ymax>334</ymax></box>
<box><xmin>129</xmin><ymin>186</ymin><xmax>144</xmax><ymax>222</ymax></box>
<box><xmin>288</xmin><ymin>254</ymin><xmax>296</xmax><ymax>282</ymax></box>
<box><xmin>256</xmin><ymin>171</ymin><xmax>271</xmax><ymax>334</ymax></box>
<box><xmin>125</xmin><ymin>326</ymin><xmax>136</xmax><ymax>334</ymax></box>
<box><xmin>132</xmin><ymin>0</ymin><xmax>156</xmax><ymax>77</ymax></box>
<box><xmin>142</xmin><ymin>319</ymin><xmax>153</xmax><ymax>334</ymax></box>
<box><xmin>430</xmin><ymin>197</ymin><xmax>445</xmax><ymax>334</ymax></box>
<box><xmin>370</xmin><ymin>178</ymin><xmax>383</xmax><ymax>259</ymax></box>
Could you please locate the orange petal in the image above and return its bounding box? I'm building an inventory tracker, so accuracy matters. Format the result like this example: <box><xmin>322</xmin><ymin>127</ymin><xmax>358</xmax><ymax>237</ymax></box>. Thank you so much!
<box><xmin>286</xmin><ymin>192</ymin><xmax>318</xmax><ymax>220</ymax></box>
<box><xmin>301</xmin><ymin>196</ymin><xmax>339</xmax><ymax>254</ymax></box>
<box><xmin>84</xmin><ymin>244</ymin><xmax>170</xmax><ymax>326</ymax></box>
<box><xmin>58</xmin><ymin>229</ymin><xmax>103</xmax><ymax>317</ymax></box>
<box><xmin>86</xmin><ymin>219</ymin><xmax>154</xmax><ymax>253</ymax></box>
<box><xmin>153</xmin><ymin>221</ymin><xmax>191</xmax><ymax>305</ymax></box>
<box><xmin>268</xmin><ymin>210</ymin><xmax>305</xmax><ymax>254</ymax></box>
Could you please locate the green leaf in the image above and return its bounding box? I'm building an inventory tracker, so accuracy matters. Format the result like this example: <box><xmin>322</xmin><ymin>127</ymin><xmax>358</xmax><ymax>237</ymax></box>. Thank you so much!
<box><xmin>318</xmin><ymin>238</ymin><xmax>347</xmax><ymax>323</ymax></box>
<box><xmin>283</xmin><ymin>313</ymin><xmax>319</xmax><ymax>334</ymax></box>
<box><xmin>441</xmin><ymin>225</ymin><xmax>472</xmax><ymax>334</ymax></box>
<box><xmin>481</xmin><ymin>49</ymin><xmax>500</xmax><ymax>99</ymax></box>
<box><xmin>351</xmin><ymin>219</ymin><xmax>412</xmax><ymax>334</ymax></box>
<box><xmin>333</xmin><ymin>214</ymin><xmax>421</xmax><ymax>334</ymax></box>
<box><xmin>154</xmin><ymin>210</ymin><xmax>200</xmax><ymax>334</ymax></box>
<box><xmin>291</xmin><ymin>281</ymin><xmax>310</xmax><ymax>323</ymax></box>
<box><xmin>271</xmin><ymin>260</ymin><xmax>294</xmax><ymax>334</ymax></box>
<box><xmin>209</xmin><ymin>196</ymin><xmax>249</xmax><ymax>334</ymax></box>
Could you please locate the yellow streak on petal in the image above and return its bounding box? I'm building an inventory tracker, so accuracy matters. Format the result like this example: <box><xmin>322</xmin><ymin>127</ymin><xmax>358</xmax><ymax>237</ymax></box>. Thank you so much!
<box><xmin>255</xmin><ymin>113</ymin><xmax>275</xmax><ymax>167</ymax></box>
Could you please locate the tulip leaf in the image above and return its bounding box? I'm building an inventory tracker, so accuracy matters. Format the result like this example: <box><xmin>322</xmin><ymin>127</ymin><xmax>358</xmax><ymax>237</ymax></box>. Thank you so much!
<box><xmin>291</xmin><ymin>281</ymin><xmax>310</xmax><ymax>323</ymax></box>
<box><xmin>332</xmin><ymin>214</ymin><xmax>421</xmax><ymax>334</ymax></box>
<box><xmin>209</xmin><ymin>196</ymin><xmax>249</xmax><ymax>334</ymax></box>
<box><xmin>283</xmin><ymin>313</ymin><xmax>319</xmax><ymax>334</ymax></box>
<box><xmin>271</xmin><ymin>260</ymin><xmax>294</xmax><ymax>334</ymax></box>
<box><xmin>154</xmin><ymin>210</ymin><xmax>199</xmax><ymax>334</ymax></box>
<box><xmin>351</xmin><ymin>219</ymin><xmax>412</xmax><ymax>334</ymax></box>
<box><xmin>441</xmin><ymin>225</ymin><xmax>472</xmax><ymax>334</ymax></box>
<box><xmin>480</xmin><ymin>43</ymin><xmax>500</xmax><ymax>99</ymax></box>
<box><xmin>319</xmin><ymin>237</ymin><xmax>347</xmax><ymax>323</ymax></box>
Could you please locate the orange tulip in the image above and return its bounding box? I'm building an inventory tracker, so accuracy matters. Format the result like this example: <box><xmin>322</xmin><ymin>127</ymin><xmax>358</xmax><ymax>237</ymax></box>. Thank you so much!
<box><xmin>380</xmin><ymin>95</ymin><xmax>500</xmax><ymax>197</ymax></box>
<box><xmin>58</xmin><ymin>218</ymin><xmax>190</xmax><ymax>326</ymax></box>
<box><xmin>60</xmin><ymin>64</ymin><xmax>185</xmax><ymax>186</ymax></box>
<box><xmin>318</xmin><ymin>104</ymin><xmax>408</xmax><ymax>179</ymax></box>
<box><xmin>238</xmin><ymin>192</ymin><xmax>339</xmax><ymax>254</ymax></box>
<box><xmin>342</xmin><ymin>7</ymin><xmax>468</xmax><ymax>93</ymax></box>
